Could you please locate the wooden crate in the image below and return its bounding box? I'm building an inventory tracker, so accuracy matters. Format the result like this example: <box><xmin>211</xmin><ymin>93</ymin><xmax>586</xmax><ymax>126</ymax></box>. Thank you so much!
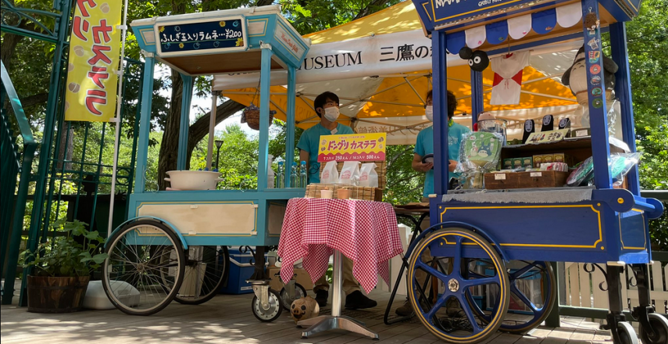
<box><xmin>319</xmin><ymin>161</ymin><xmax>387</xmax><ymax>189</ymax></box>
<box><xmin>484</xmin><ymin>171</ymin><xmax>569</xmax><ymax>189</ymax></box>
<box><xmin>305</xmin><ymin>184</ymin><xmax>382</xmax><ymax>202</ymax></box>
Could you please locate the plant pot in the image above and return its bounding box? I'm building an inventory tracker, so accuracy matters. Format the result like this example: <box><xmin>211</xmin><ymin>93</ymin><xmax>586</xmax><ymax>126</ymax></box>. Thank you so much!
<box><xmin>27</xmin><ymin>276</ymin><xmax>90</xmax><ymax>313</ymax></box>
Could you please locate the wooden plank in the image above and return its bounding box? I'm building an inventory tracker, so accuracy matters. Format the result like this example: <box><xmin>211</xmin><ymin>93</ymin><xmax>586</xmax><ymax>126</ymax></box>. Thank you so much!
<box><xmin>538</xmin><ymin>338</ymin><xmax>568</xmax><ymax>344</ymax></box>
<box><xmin>402</xmin><ymin>332</ymin><xmax>440</xmax><ymax>344</ymax></box>
<box><xmin>578</xmin><ymin>264</ymin><xmax>591</xmax><ymax>309</ymax></box>
<box><xmin>567</xmin><ymin>329</ymin><xmax>596</xmax><ymax>341</ymax></box>
<box><xmin>591</xmin><ymin>264</ymin><xmax>607</xmax><ymax>310</ymax></box>
<box><xmin>513</xmin><ymin>336</ymin><xmax>543</xmax><ymax>344</ymax></box>
<box><xmin>569</xmin><ymin>264</ymin><xmax>581</xmax><ymax>307</ymax></box>
<box><xmin>547</xmin><ymin>328</ymin><xmax>575</xmax><ymax>340</ymax></box>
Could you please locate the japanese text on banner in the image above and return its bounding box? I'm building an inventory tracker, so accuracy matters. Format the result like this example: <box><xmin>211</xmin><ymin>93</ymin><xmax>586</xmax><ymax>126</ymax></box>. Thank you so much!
<box><xmin>65</xmin><ymin>0</ymin><xmax>121</xmax><ymax>122</ymax></box>
<box><xmin>317</xmin><ymin>133</ymin><xmax>387</xmax><ymax>162</ymax></box>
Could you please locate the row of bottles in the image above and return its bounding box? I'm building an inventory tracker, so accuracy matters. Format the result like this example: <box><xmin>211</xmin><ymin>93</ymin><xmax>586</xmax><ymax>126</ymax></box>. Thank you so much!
<box><xmin>273</xmin><ymin>160</ymin><xmax>307</xmax><ymax>188</ymax></box>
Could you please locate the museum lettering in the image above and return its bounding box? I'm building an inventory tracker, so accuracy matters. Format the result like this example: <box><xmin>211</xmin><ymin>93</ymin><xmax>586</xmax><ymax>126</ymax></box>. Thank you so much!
<box><xmin>300</xmin><ymin>51</ymin><xmax>362</xmax><ymax>70</ymax></box>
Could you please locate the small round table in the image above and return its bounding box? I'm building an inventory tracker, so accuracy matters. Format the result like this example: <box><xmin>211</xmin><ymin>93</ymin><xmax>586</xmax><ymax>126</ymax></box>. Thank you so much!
<box><xmin>278</xmin><ymin>198</ymin><xmax>403</xmax><ymax>339</ymax></box>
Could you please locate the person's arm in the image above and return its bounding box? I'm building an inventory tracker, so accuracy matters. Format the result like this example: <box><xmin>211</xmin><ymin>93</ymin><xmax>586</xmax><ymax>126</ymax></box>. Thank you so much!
<box><xmin>412</xmin><ymin>153</ymin><xmax>433</xmax><ymax>173</ymax></box>
<box><xmin>299</xmin><ymin>150</ymin><xmax>310</xmax><ymax>171</ymax></box>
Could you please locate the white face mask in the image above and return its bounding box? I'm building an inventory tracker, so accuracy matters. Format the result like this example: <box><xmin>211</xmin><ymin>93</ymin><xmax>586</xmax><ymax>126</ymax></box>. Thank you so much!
<box><xmin>323</xmin><ymin>107</ymin><xmax>340</xmax><ymax>122</ymax></box>
<box><xmin>425</xmin><ymin>106</ymin><xmax>434</xmax><ymax>122</ymax></box>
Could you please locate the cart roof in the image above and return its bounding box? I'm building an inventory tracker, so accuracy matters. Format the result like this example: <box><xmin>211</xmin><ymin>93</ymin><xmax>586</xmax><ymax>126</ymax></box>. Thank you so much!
<box><xmin>412</xmin><ymin>0</ymin><xmax>641</xmax><ymax>43</ymax></box>
<box><xmin>130</xmin><ymin>5</ymin><xmax>310</xmax><ymax>76</ymax></box>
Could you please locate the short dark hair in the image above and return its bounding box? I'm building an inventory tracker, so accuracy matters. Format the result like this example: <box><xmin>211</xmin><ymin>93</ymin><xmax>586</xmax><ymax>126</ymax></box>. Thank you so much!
<box><xmin>425</xmin><ymin>90</ymin><xmax>457</xmax><ymax>118</ymax></box>
<box><xmin>313</xmin><ymin>91</ymin><xmax>339</xmax><ymax>117</ymax></box>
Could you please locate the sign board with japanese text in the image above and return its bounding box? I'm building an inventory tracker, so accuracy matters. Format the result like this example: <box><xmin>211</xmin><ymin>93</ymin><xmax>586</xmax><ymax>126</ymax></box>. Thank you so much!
<box><xmin>428</xmin><ymin>0</ymin><xmax>533</xmax><ymax>24</ymax></box>
<box><xmin>65</xmin><ymin>0</ymin><xmax>122</xmax><ymax>122</ymax></box>
<box><xmin>526</xmin><ymin>129</ymin><xmax>569</xmax><ymax>144</ymax></box>
<box><xmin>214</xmin><ymin>29</ymin><xmax>445</xmax><ymax>90</ymax></box>
<box><xmin>317</xmin><ymin>133</ymin><xmax>387</xmax><ymax>162</ymax></box>
<box><xmin>155</xmin><ymin>17</ymin><xmax>247</xmax><ymax>57</ymax></box>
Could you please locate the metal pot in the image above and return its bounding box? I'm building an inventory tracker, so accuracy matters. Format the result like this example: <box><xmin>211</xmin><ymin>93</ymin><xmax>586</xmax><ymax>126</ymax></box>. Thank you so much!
<box><xmin>164</xmin><ymin>170</ymin><xmax>223</xmax><ymax>190</ymax></box>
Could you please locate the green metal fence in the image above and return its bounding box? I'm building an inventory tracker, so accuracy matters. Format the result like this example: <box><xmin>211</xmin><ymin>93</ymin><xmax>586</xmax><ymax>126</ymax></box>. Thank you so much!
<box><xmin>0</xmin><ymin>61</ymin><xmax>38</xmax><ymax>305</ymax></box>
<box><xmin>1</xmin><ymin>0</ymin><xmax>143</xmax><ymax>305</ymax></box>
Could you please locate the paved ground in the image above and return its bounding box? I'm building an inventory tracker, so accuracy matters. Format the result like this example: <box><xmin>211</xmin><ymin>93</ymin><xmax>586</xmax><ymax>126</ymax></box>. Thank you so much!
<box><xmin>1</xmin><ymin>288</ymin><xmax>626</xmax><ymax>344</ymax></box>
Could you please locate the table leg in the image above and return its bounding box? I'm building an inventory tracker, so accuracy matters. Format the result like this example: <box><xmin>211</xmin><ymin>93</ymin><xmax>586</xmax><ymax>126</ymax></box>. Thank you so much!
<box><xmin>299</xmin><ymin>249</ymin><xmax>379</xmax><ymax>340</ymax></box>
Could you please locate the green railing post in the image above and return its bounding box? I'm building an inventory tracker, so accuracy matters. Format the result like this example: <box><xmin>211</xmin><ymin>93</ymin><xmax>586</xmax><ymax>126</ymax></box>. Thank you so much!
<box><xmin>19</xmin><ymin>0</ymin><xmax>73</xmax><ymax>307</ymax></box>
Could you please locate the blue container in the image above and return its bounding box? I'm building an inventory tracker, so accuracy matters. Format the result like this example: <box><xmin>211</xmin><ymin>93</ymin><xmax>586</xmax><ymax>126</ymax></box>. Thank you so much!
<box><xmin>220</xmin><ymin>249</ymin><xmax>267</xmax><ymax>294</ymax></box>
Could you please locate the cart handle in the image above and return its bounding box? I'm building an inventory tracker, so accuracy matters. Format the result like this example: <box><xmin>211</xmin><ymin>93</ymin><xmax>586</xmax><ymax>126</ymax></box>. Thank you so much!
<box><xmin>633</xmin><ymin>200</ymin><xmax>655</xmax><ymax>213</ymax></box>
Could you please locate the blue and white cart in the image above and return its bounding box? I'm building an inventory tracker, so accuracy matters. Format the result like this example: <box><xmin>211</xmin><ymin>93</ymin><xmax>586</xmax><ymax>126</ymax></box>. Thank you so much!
<box><xmin>101</xmin><ymin>6</ymin><xmax>310</xmax><ymax>321</ymax></box>
<box><xmin>405</xmin><ymin>0</ymin><xmax>666</xmax><ymax>343</ymax></box>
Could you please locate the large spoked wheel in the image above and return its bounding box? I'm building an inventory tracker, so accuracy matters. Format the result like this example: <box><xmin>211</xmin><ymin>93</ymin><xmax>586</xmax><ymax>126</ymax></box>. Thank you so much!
<box><xmin>252</xmin><ymin>288</ymin><xmax>283</xmax><ymax>322</ymax></box>
<box><xmin>103</xmin><ymin>220</ymin><xmax>185</xmax><ymax>316</ymax></box>
<box><xmin>617</xmin><ymin>321</ymin><xmax>639</xmax><ymax>344</ymax></box>
<box><xmin>173</xmin><ymin>246</ymin><xmax>229</xmax><ymax>305</ymax></box>
<box><xmin>407</xmin><ymin>228</ymin><xmax>509</xmax><ymax>344</ymax></box>
<box><xmin>280</xmin><ymin>283</ymin><xmax>307</xmax><ymax>310</ymax></box>
<box><xmin>639</xmin><ymin>313</ymin><xmax>668</xmax><ymax>344</ymax></box>
<box><xmin>465</xmin><ymin>261</ymin><xmax>556</xmax><ymax>333</ymax></box>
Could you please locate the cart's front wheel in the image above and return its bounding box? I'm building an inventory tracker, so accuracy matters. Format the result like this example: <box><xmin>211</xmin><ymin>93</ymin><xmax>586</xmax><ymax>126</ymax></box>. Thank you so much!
<box><xmin>407</xmin><ymin>228</ymin><xmax>509</xmax><ymax>344</ymax></box>
<box><xmin>252</xmin><ymin>288</ymin><xmax>283</xmax><ymax>322</ymax></box>
<box><xmin>280</xmin><ymin>283</ymin><xmax>307</xmax><ymax>310</ymax></box>
<box><xmin>639</xmin><ymin>313</ymin><xmax>668</xmax><ymax>344</ymax></box>
<box><xmin>102</xmin><ymin>220</ymin><xmax>185</xmax><ymax>316</ymax></box>
<box><xmin>617</xmin><ymin>321</ymin><xmax>639</xmax><ymax>344</ymax></box>
<box><xmin>174</xmin><ymin>246</ymin><xmax>229</xmax><ymax>305</ymax></box>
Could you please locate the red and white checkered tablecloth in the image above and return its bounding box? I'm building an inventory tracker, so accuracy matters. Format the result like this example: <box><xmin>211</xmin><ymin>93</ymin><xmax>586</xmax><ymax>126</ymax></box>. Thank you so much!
<box><xmin>278</xmin><ymin>198</ymin><xmax>402</xmax><ymax>294</ymax></box>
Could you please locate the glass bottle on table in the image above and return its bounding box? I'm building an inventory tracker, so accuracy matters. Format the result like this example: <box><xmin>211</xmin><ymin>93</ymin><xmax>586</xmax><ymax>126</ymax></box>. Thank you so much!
<box><xmin>277</xmin><ymin>161</ymin><xmax>285</xmax><ymax>188</ymax></box>
<box><xmin>290</xmin><ymin>163</ymin><xmax>298</xmax><ymax>188</ymax></box>
<box><xmin>299</xmin><ymin>161</ymin><xmax>307</xmax><ymax>188</ymax></box>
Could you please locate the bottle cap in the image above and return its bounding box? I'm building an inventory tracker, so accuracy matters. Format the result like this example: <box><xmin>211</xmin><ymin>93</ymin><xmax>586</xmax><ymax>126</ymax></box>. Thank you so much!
<box><xmin>301</xmin><ymin>161</ymin><xmax>306</xmax><ymax>165</ymax></box>
<box><xmin>278</xmin><ymin>161</ymin><xmax>284</xmax><ymax>165</ymax></box>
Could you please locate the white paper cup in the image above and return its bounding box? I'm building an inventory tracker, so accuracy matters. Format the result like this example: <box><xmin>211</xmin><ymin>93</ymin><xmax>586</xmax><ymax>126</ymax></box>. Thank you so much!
<box><xmin>320</xmin><ymin>190</ymin><xmax>333</xmax><ymax>199</ymax></box>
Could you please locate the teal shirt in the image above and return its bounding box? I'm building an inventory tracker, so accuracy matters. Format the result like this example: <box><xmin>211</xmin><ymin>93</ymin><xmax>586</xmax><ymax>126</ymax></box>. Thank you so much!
<box><xmin>297</xmin><ymin>123</ymin><xmax>354</xmax><ymax>183</ymax></box>
<box><xmin>414</xmin><ymin>123</ymin><xmax>470</xmax><ymax>197</ymax></box>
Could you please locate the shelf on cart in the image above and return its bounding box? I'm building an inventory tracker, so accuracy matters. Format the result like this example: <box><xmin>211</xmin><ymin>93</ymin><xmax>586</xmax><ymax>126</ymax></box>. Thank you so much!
<box><xmin>501</xmin><ymin>137</ymin><xmax>629</xmax><ymax>163</ymax></box>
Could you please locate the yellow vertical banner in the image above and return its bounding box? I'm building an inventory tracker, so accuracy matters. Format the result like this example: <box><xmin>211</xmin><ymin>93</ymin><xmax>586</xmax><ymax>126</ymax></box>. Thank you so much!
<box><xmin>65</xmin><ymin>1</ymin><xmax>122</xmax><ymax>122</ymax></box>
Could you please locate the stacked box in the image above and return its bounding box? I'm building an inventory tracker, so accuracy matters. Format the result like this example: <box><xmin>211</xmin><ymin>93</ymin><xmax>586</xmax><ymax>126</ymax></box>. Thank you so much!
<box><xmin>305</xmin><ymin>184</ymin><xmax>382</xmax><ymax>202</ymax></box>
<box><xmin>533</xmin><ymin>153</ymin><xmax>575</xmax><ymax>168</ymax></box>
<box><xmin>503</xmin><ymin>157</ymin><xmax>533</xmax><ymax>169</ymax></box>
<box><xmin>318</xmin><ymin>161</ymin><xmax>387</xmax><ymax>189</ymax></box>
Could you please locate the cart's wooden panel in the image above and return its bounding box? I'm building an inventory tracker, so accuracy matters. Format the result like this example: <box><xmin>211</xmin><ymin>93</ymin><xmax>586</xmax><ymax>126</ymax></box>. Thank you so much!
<box><xmin>137</xmin><ymin>202</ymin><xmax>257</xmax><ymax>236</ymax></box>
<box><xmin>267</xmin><ymin>201</ymin><xmax>286</xmax><ymax>237</ymax></box>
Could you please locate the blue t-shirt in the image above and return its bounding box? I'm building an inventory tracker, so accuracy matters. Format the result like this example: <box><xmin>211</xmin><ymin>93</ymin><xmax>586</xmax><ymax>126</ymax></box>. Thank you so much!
<box><xmin>414</xmin><ymin>123</ymin><xmax>470</xmax><ymax>197</ymax></box>
<box><xmin>296</xmin><ymin>123</ymin><xmax>354</xmax><ymax>183</ymax></box>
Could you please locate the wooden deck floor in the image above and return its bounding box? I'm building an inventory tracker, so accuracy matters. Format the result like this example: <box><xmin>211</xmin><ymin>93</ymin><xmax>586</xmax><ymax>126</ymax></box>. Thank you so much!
<box><xmin>1</xmin><ymin>290</ymin><xmax>620</xmax><ymax>344</ymax></box>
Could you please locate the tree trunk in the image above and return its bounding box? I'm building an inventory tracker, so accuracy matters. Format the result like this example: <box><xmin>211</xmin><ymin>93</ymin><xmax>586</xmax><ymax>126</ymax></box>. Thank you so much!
<box><xmin>186</xmin><ymin>100</ymin><xmax>245</xmax><ymax>162</ymax></box>
<box><xmin>158</xmin><ymin>70</ymin><xmax>184</xmax><ymax>190</ymax></box>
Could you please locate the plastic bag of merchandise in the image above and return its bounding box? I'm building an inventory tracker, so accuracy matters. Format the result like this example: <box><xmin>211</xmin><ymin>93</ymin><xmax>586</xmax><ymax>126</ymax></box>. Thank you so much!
<box><xmin>568</xmin><ymin>153</ymin><xmax>641</xmax><ymax>187</ymax></box>
<box><xmin>320</xmin><ymin>161</ymin><xmax>339</xmax><ymax>184</ymax></box>
<box><xmin>608</xmin><ymin>152</ymin><xmax>642</xmax><ymax>186</ymax></box>
<box><xmin>358</xmin><ymin>163</ymin><xmax>378</xmax><ymax>187</ymax></box>
<box><xmin>456</xmin><ymin>131</ymin><xmax>505</xmax><ymax>174</ymax></box>
<box><xmin>339</xmin><ymin>161</ymin><xmax>361</xmax><ymax>185</ymax></box>
<box><xmin>567</xmin><ymin>157</ymin><xmax>594</xmax><ymax>186</ymax></box>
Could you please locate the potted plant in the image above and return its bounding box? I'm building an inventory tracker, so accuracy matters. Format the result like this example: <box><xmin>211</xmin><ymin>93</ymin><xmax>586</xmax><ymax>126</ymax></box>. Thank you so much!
<box><xmin>20</xmin><ymin>220</ymin><xmax>107</xmax><ymax>313</ymax></box>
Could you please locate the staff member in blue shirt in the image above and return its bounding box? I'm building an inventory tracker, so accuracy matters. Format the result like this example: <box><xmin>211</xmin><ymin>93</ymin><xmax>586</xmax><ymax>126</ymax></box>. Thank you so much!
<box><xmin>296</xmin><ymin>91</ymin><xmax>377</xmax><ymax>310</ymax></box>
<box><xmin>395</xmin><ymin>89</ymin><xmax>470</xmax><ymax>317</ymax></box>
<box><xmin>412</xmin><ymin>89</ymin><xmax>470</xmax><ymax>200</ymax></box>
